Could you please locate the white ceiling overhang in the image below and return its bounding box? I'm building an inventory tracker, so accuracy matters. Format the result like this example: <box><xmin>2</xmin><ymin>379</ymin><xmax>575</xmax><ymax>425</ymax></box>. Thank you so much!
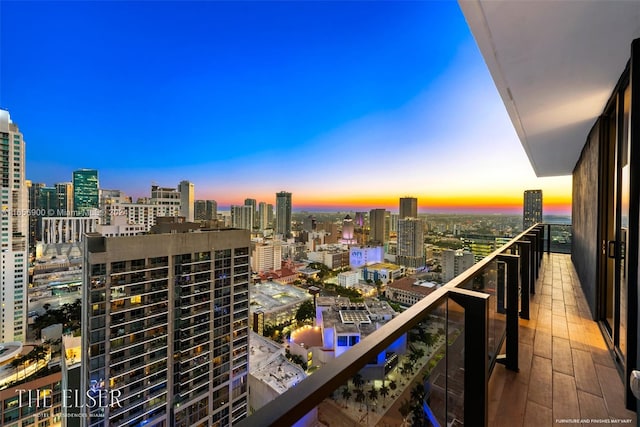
<box><xmin>458</xmin><ymin>0</ymin><xmax>640</xmax><ymax>176</ymax></box>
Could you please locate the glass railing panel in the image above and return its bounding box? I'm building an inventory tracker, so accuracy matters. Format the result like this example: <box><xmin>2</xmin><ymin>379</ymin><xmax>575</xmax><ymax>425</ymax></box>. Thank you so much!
<box><xmin>254</xmin><ymin>297</ymin><xmax>451</xmax><ymax>427</ymax></box>
<box><xmin>443</xmin><ymin>297</ymin><xmax>465</xmax><ymax>426</ymax></box>
<box><xmin>406</xmin><ymin>302</ymin><xmax>448</xmax><ymax>426</ymax></box>
<box><xmin>458</xmin><ymin>259</ymin><xmax>505</xmax><ymax>371</ymax></box>
<box><xmin>547</xmin><ymin>223</ymin><xmax>572</xmax><ymax>254</ymax></box>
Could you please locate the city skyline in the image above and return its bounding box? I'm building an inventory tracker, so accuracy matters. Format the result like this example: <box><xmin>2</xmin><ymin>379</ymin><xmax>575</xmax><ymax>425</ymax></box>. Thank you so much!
<box><xmin>1</xmin><ymin>1</ymin><xmax>572</xmax><ymax>215</ymax></box>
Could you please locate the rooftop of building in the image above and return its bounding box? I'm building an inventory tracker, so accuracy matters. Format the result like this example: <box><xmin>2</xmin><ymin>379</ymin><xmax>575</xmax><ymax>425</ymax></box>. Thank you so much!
<box><xmin>250</xmin><ymin>281</ymin><xmax>312</xmax><ymax>312</ymax></box>
<box><xmin>366</xmin><ymin>262</ymin><xmax>401</xmax><ymax>270</ymax></box>
<box><xmin>320</xmin><ymin>298</ymin><xmax>397</xmax><ymax>335</ymax></box>
<box><xmin>298</xmin><ymin>267</ymin><xmax>320</xmax><ymax>275</ymax></box>
<box><xmin>289</xmin><ymin>325</ymin><xmax>324</xmax><ymax>349</ymax></box>
<box><xmin>249</xmin><ymin>332</ymin><xmax>283</xmax><ymax>371</ymax></box>
<box><xmin>386</xmin><ymin>276</ymin><xmax>439</xmax><ymax>296</ymax></box>
<box><xmin>34</xmin><ymin>242</ymin><xmax>83</xmax><ymax>265</ymax></box>
<box><xmin>250</xmin><ymin>351</ymin><xmax>306</xmax><ymax>395</ymax></box>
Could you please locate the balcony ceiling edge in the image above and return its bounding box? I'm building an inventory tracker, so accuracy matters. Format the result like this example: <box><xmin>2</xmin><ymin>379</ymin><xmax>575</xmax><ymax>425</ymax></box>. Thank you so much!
<box><xmin>458</xmin><ymin>0</ymin><xmax>640</xmax><ymax>177</ymax></box>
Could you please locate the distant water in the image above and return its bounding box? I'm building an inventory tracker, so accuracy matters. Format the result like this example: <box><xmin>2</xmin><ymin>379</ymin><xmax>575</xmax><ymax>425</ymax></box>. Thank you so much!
<box><xmin>543</xmin><ymin>215</ymin><xmax>571</xmax><ymax>225</ymax></box>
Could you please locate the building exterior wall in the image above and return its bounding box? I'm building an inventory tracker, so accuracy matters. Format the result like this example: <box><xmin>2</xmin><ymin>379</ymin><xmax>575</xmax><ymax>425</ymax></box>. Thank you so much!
<box><xmin>397</xmin><ymin>218</ymin><xmax>425</xmax><ymax>268</ymax></box>
<box><xmin>72</xmin><ymin>169</ymin><xmax>99</xmax><ymax>216</ymax></box>
<box><xmin>81</xmin><ymin>230</ymin><xmax>250</xmax><ymax>426</ymax></box>
<box><xmin>572</xmin><ymin>121</ymin><xmax>601</xmax><ymax>317</ymax></box>
<box><xmin>0</xmin><ymin>111</ymin><xmax>28</xmax><ymax>342</ymax></box>
<box><xmin>0</xmin><ymin>371</ymin><xmax>63</xmax><ymax>427</ymax></box>
<box><xmin>275</xmin><ymin>192</ymin><xmax>292</xmax><ymax>239</ymax></box>
<box><xmin>42</xmin><ymin>217</ymin><xmax>100</xmax><ymax>244</ymax></box>
<box><xmin>523</xmin><ymin>189</ymin><xmax>543</xmax><ymax>229</ymax></box>
<box><xmin>338</xmin><ymin>271</ymin><xmax>359</xmax><ymax>288</ymax></box>
<box><xmin>369</xmin><ymin>209</ymin><xmax>388</xmax><ymax>244</ymax></box>
<box><xmin>231</xmin><ymin>205</ymin><xmax>254</xmax><ymax>231</ymax></box>
<box><xmin>251</xmin><ymin>242</ymin><xmax>282</xmax><ymax>273</ymax></box>
<box><xmin>178</xmin><ymin>181</ymin><xmax>194</xmax><ymax>222</ymax></box>
<box><xmin>399</xmin><ymin>197</ymin><xmax>417</xmax><ymax>220</ymax></box>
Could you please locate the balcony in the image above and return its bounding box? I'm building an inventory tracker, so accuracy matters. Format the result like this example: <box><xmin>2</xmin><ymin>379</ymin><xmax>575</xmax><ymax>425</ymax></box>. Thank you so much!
<box><xmin>488</xmin><ymin>252</ymin><xmax>635</xmax><ymax>426</ymax></box>
<box><xmin>237</xmin><ymin>224</ymin><xmax>637</xmax><ymax>427</ymax></box>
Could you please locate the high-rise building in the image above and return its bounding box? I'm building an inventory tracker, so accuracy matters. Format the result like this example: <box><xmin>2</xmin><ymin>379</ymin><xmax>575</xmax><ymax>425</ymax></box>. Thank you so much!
<box><xmin>73</xmin><ymin>169</ymin><xmax>99</xmax><ymax>216</ymax></box>
<box><xmin>55</xmin><ymin>181</ymin><xmax>74</xmax><ymax>215</ymax></box>
<box><xmin>369</xmin><ymin>208</ymin><xmax>388</xmax><ymax>244</ymax></box>
<box><xmin>195</xmin><ymin>200</ymin><xmax>217</xmax><ymax>221</ymax></box>
<box><xmin>258</xmin><ymin>202</ymin><xmax>269</xmax><ymax>231</ymax></box>
<box><xmin>82</xmin><ymin>229</ymin><xmax>251</xmax><ymax>426</ymax></box>
<box><xmin>275</xmin><ymin>191</ymin><xmax>292</xmax><ymax>239</ymax></box>
<box><xmin>399</xmin><ymin>197</ymin><xmax>418</xmax><ymax>219</ymax></box>
<box><xmin>28</xmin><ymin>182</ymin><xmax>46</xmax><ymax>247</ymax></box>
<box><xmin>207</xmin><ymin>200</ymin><xmax>217</xmax><ymax>220</ymax></box>
<box><xmin>178</xmin><ymin>180</ymin><xmax>195</xmax><ymax>222</ymax></box>
<box><xmin>0</xmin><ymin>110</ymin><xmax>27</xmax><ymax>342</ymax></box>
<box><xmin>244</xmin><ymin>198</ymin><xmax>257</xmax><ymax>227</ymax></box>
<box><xmin>441</xmin><ymin>249</ymin><xmax>475</xmax><ymax>282</ymax></box>
<box><xmin>151</xmin><ymin>185</ymin><xmax>181</xmax><ymax>209</ymax></box>
<box><xmin>251</xmin><ymin>241</ymin><xmax>282</xmax><ymax>273</ymax></box>
<box><xmin>389</xmin><ymin>213</ymin><xmax>399</xmax><ymax>233</ymax></box>
<box><xmin>397</xmin><ymin>217</ymin><xmax>425</xmax><ymax>268</ymax></box>
<box><xmin>523</xmin><ymin>189</ymin><xmax>543</xmax><ymax>229</ymax></box>
<box><xmin>302</xmin><ymin>215</ymin><xmax>316</xmax><ymax>232</ymax></box>
<box><xmin>340</xmin><ymin>215</ymin><xmax>357</xmax><ymax>244</ymax></box>
<box><xmin>195</xmin><ymin>200</ymin><xmax>206</xmax><ymax>221</ymax></box>
<box><xmin>231</xmin><ymin>205</ymin><xmax>254</xmax><ymax>231</ymax></box>
<box><xmin>354</xmin><ymin>212</ymin><xmax>366</xmax><ymax>228</ymax></box>
<box><xmin>266</xmin><ymin>203</ymin><xmax>274</xmax><ymax>227</ymax></box>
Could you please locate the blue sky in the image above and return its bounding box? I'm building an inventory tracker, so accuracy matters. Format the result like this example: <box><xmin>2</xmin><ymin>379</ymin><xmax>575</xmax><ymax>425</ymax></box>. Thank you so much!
<box><xmin>0</xmin><ymin>1</ymin><xmax>572</xmax><ymax>213</ymax></box>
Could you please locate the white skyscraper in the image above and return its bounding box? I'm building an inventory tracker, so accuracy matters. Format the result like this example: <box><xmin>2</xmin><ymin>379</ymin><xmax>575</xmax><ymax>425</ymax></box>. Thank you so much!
<box><xmin>0</xmin><ymin>110</ymin><xmax>27</xmax><ymax>342</ymax></box>
<box><xmin>258</xmin><ymin>201</ymin><xmax>269</xmax><ymax>230</ymax></box>
<box><xmin>231</xmin><ymin>205</ymin><xmax>254</xmax><ymax>231</ymax></box>
<box><xmin>178</xmin><ymin>180</ymin><xmax>195</xmax><ymax>222</ymax></box>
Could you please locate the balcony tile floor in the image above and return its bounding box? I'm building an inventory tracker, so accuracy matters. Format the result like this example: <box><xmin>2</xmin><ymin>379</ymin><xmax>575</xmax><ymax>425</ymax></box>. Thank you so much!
<box><xmin>488</xmin><ymin>253</ymin><xmax>637</xmax><ymax>427</ymax></box>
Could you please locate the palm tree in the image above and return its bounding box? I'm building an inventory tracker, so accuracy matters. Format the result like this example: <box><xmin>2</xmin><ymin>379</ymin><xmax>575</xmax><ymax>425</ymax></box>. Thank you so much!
<box><xmin>389</xmin><ymin>379</ymin><xmax>397</xmax><ymax>391</ymax></box>
<box><xmin>410</xmin><ymin>382</ymin><xmax>426</xmax><ymax>406</ymax></box>
<box><xmin>411</xmin><ymin>401</ymin><xmax>427</xmax><ymax>427</ymax></box>
<box><xmin>352</xmin><ymin>373</ymin><xmax>364</xmax><ymax>390</ymax></box>
<box><xmin>367</xmin><ymin>386</ymin><xmax>378</xmax><ymax>411</ymax></box>
<box><xmin>354</xmin><ymin>388</ymin><xmax>366</xmax><ymax>412</ymax></box>
<box><xmin>412</xmin><ymin>347</ymin><xmax>425</xmax><ymax>362</ymax></box>
<box><xmin>424</xmin><ymin>331</ymin><xmax>436</xmax><ymax>349</ymax></box>
<box><xmin>379</xmin><ymin>383</ymin><xmax>390</xmax><ymax>408</ymax></box>
<box><xmin>341</xmin><ymin>386</ymin><xmax>352</xmax><ymax>408</ymax></box>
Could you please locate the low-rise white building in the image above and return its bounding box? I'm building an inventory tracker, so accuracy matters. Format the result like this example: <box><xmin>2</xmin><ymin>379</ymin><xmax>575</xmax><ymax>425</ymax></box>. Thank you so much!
<box><xmin>337</xmin><ymin>270</ymin><xmax>359</xmax><ymax>288</ymax></box>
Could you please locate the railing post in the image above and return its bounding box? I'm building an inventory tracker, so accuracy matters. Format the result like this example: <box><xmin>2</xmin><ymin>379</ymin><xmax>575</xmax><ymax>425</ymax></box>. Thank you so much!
<box><xmin>545</xmin><ymin>224</ymin><xmax>551</xmax><ymax>254</ymax></box>
<box><xmin>496</xmin><ymin>254</ymin><xmax>519</xmax><ymax>372</ymax></box>
<box><xmin>536</xmin><ymin>225</ymin><xmax>544</xmax><ymax>264</ymax></box>
<box><xmin>518</xmin><ymin>240</ymin><xmax>531</xmax><ymax>319</ymax></box>
<box><xmin>525</xmin><ymin>233</ymin><xmax>538</xmax><ymax>290</ymax></box>
<box><xmin>449</xmin><ymin>288</ymin><xmax>489</xmax><ymax>427</ymax></box>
